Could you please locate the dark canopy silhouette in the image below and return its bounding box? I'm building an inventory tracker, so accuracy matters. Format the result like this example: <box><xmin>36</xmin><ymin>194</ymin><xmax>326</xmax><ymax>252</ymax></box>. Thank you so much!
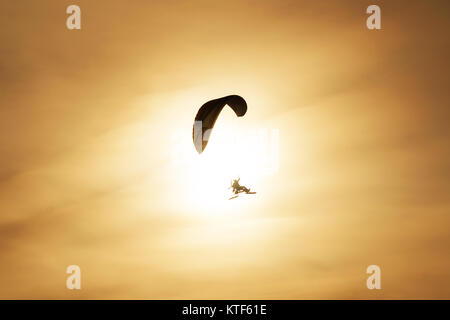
<box><xmin>192</xmin><ymin>95</ymin><xmax>247</xmax><ymax>153</ymax></box>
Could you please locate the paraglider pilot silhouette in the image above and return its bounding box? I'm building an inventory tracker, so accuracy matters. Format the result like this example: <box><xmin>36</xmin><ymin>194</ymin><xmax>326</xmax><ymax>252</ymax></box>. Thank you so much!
<box><xmin>229</xmin><ymin>178</ymin><xmax>255</xmax><ymax>200</ymax></box>
<box><xmin>231</xmin><ymin>178</ymin><xmax>252</xmax><ymax>194</ymax></box>
<box><xmin>192</xmin><ymin>95</ymin><xmax>256</xmax><ymax>200</ymax></box>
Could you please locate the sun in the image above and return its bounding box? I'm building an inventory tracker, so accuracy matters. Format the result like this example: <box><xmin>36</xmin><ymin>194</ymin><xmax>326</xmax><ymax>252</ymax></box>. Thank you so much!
<box><xmin>184</xmin><ymin>124</ymin><xmax>258</xmax><ymax>214</ymax></box>
<box><xmin>170</xmin><ymin>108</ymin><xmax>278</xmax><ymax>216</ymax></box>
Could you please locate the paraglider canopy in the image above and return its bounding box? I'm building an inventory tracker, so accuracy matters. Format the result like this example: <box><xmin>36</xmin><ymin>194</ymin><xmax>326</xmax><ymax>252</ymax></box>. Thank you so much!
<box><xmin>192</xmin><ymin>95</ymin><xmax>247</xmax><ymax>153</ymax></box>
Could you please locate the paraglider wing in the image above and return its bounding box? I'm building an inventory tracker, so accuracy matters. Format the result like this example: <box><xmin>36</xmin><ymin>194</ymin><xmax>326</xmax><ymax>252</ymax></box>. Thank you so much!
<box><xmin>192</xmin><ymin>95</ymin><xmax>247</xmax><ymax>153</ymax></box>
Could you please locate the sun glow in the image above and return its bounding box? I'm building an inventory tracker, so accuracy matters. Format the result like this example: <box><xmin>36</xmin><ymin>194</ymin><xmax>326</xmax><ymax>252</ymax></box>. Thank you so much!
<box><xmin>170</xmin><ymin>109</ymin><xmax>278</xmax><ymax>216</ymax></box>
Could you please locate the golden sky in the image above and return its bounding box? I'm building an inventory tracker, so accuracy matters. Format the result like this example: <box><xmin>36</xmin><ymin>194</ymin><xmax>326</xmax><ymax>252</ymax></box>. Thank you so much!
<box><xmin>0</xmin><ymin>0</ymin><xmax>449</xmax><ymax>299</ymax></box>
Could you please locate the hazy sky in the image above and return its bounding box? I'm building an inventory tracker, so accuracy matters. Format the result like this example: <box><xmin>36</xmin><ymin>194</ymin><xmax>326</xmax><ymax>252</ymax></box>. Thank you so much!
<box><xmin>1</xmin><ymin>0</ymin><xmax>449</xmax><ymax>299</ymax></box>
